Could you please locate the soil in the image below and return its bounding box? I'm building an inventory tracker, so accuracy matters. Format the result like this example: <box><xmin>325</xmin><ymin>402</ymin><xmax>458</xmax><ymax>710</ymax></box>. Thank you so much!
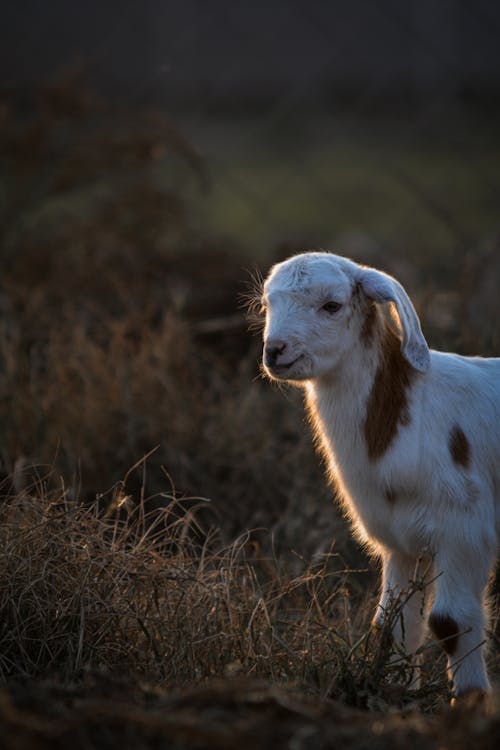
<box><xmin>2</xmin><ymin>676</ymin><xmax>499</xmax><ymax>750</ymax></box>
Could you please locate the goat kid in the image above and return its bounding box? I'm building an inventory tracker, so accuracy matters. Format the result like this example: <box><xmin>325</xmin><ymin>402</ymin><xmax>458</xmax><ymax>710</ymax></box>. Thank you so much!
<box><xmin>260</xmin><ymin>251</ymin><xmax>499</xmax><ymax>702</ymax></box>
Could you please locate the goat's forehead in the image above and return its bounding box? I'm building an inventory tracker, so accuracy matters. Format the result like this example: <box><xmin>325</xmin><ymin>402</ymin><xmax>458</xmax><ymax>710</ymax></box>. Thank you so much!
<box><xmin>264</xmin><ymin>256</ymin><xmax>354</xmax><ymax>298</ymax></box>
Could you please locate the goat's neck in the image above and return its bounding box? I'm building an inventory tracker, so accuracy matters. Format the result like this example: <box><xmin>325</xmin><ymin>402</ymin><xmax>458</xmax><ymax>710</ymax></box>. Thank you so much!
<box><xmin>306</xmin><ymin>321</ymin><xmax>415</xmax><ymax>467</ymax></box>
<box><xmin>307</xmin><ymin>342</ymin><xmax>377</xmax><ymax>437</ymax></box>
<box><xmin>305</xmin><ymin>319</ymin><xmax>401</xmax><ymax>465</ymax></box>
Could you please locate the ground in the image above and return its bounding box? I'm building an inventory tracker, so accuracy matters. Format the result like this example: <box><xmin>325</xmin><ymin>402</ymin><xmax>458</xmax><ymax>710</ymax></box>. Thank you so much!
<box><xmin>2</xmin><ymin>677</ymin><xmax>500</xmax><ymax>750</ymax></box>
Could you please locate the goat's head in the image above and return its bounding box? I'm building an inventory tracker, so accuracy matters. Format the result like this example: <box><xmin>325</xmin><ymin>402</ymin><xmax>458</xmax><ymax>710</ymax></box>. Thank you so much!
<box><xmin>261</xmin><ymin>252</ymin><xmax>430</xmax><ymax>382</ymax></box>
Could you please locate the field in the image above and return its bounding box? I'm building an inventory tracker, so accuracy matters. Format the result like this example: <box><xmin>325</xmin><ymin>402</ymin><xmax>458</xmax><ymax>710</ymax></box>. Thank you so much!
<box><xmin>0</xmin><ymin>82</ymin><xmax>499</xmax><ymax>748</ymax></box>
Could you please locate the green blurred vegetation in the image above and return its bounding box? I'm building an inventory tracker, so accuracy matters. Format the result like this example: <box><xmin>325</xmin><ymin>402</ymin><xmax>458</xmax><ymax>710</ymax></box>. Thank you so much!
<box><xmin>179</xmin><ymin>111</ymin><xmax>500</xmax><ymax>273</ymax></box>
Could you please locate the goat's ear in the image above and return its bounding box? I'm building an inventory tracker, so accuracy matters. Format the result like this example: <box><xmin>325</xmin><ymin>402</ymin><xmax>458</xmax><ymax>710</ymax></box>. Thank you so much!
<box><xmin>357</xmin><ymin>267</ymin><xmax>430</xmax><ymax>373</ymax></box>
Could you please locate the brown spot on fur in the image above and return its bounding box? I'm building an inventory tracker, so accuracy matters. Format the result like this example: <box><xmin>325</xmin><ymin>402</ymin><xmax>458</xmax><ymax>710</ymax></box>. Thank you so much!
<box><xmin>364</xmin><ymin>324</ymin><xmax>415</xmax><ymax>460</ymax></box>
<box><xmin>385</xmin><ymin>487</ymin><xmax>397</xmax><ymax>505</ymax></box>
<box><xmin>449</xmin><ymin>424</ymin><xmax>471</xmax><ymax>468</ymax></box>
<box><xmin>360</xmin><ymin>301</ymin><xmax>378</xmax><ymax>343</ymax></box>
<box><xmin>428</xmin><ymin>613</ymin><xmax>459</xmax><ymax>655</ymax></box>
<box><xmin>352</xmin><ymin>284</ymin><xmax>378</xmax><ymax>345</ymax></box>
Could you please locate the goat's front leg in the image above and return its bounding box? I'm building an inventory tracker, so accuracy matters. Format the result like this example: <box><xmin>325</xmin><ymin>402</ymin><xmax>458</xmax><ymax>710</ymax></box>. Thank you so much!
<box><xmin>373</xmin><ymin>550</ymin><xmax>429</xmax><ymax>656</ymax></box>
<box><xmin>429</xmin><ymin>542</ymin><xmax>494</xmax><ymax>700</ymax></box>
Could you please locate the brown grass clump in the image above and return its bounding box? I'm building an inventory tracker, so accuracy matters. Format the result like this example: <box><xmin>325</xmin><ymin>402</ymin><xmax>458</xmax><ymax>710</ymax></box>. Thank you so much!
<box><xmin>0</xmin><ymin>466</ymin><xmax>452</xmax><ymax>713</ymax></box>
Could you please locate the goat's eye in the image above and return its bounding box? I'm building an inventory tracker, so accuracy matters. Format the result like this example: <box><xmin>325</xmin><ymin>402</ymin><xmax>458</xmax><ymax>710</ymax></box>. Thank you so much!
<box><xmin>321</xmin><ymin>301</ymin><xmax>342</xmax><ymax>314</ymax></box>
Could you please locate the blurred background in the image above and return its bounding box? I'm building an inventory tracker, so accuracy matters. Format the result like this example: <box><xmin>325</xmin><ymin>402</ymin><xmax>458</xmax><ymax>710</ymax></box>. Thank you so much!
<box><xmin>1</xmin><ymin>0</ymin><xmax>499</xmax><ymax>549</ymax></box>
<box><xmin>1</xmin><ymin>0</ymin><xmax>500</xmax><ymax>696</ymax></box>
<box><xmin>2</xmin><ymin>1</ymin><xmax>500</xmax><ymax>265</ymax></box>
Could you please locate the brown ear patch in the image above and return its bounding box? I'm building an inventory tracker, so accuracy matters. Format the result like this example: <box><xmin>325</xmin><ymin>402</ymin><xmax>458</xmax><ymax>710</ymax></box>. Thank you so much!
<box><xmin>364</xmin><ymin>325</ymin><xmax>415</xmax><ymax>461</ymax></box>
<box><xmin>449</xmin><ymin>425</ymin><xmax>470</xmax><ymax>468</ymax></box>
<box><xmin>428</xmin><ymin>612</ymin><xmax>459</xmax><ymax>656</ymax></box>
<box><xmin>352</xmin><ymin>282</ymin><xmax>378</xmax><ymax>345</ymax></box>
<box><xmin>360</xmin><ymin>301</ymin><xmax>378</xmax><ymax>343</ymax></box>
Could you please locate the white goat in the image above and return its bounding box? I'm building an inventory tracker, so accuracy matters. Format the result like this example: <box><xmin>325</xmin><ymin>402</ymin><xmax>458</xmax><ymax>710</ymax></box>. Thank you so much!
<box><xmin>260</xmin><ymin>251</ymin><xmax>499</xmax><ymax>702</ymax></box>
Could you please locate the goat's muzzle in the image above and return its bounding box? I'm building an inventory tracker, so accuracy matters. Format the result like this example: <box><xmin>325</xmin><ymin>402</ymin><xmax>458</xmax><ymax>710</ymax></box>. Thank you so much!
<box><xmin>263</xmin><ymin>339</ymin><xmax>304</xmax><ymax>376</ymax></box>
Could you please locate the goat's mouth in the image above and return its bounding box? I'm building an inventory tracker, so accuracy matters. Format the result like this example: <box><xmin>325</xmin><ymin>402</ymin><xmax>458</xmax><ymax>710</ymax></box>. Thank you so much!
<box><xmin>264</xmin><ymin>354</ymin><xmax>305</xmax><ymax>378</ymax></box>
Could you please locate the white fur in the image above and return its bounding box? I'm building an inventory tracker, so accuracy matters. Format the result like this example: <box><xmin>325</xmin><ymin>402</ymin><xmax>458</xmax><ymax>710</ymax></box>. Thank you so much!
<box><xmin>261</xmin><ymin>251</ymin><xmax>499</xmax><ymax>697</ymax></box>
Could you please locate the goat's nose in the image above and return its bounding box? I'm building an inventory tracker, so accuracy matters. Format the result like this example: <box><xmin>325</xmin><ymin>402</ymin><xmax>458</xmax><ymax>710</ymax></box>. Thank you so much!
<box><xmin>264</xmin><ymin>339</ymin><xmax>288</xmax><ymax>366</ymax></box>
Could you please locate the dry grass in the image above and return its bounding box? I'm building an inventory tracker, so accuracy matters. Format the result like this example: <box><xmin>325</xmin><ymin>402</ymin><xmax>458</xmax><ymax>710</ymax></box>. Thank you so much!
<box><xmin>0</xmin><ymin>470</ymin><xmax>452</xmax><ymax>713</ymax></box>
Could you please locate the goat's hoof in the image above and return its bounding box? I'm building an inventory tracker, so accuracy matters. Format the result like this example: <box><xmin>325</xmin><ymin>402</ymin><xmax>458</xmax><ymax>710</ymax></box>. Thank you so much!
<box><xmin>450</xmin><ymin>688</ymin><xmax>489</xmax><ymax>713</ymax></box>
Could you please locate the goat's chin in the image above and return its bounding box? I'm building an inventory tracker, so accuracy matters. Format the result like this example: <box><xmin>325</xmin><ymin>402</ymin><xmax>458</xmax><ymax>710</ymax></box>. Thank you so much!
<box><xmin>264</xmin><ymin>356</ymin><xmax>312</xmax><ymax>383</ymax></box>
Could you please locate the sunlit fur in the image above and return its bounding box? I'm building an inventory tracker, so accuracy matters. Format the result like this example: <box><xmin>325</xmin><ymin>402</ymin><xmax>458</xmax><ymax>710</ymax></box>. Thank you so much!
<box><xmin>261</xmin><ymin>251</ymin><xmax>500</xmax><ymax>698</ymax></box>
